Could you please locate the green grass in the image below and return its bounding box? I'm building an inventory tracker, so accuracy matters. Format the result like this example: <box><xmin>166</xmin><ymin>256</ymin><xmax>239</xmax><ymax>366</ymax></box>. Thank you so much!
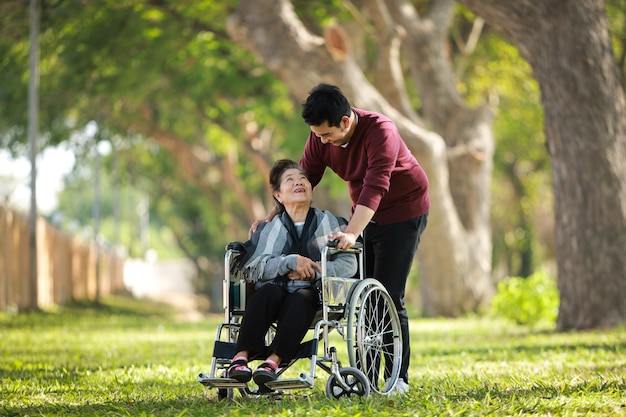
<box><xmin>1</xmin><ymin>296</ymin><xmax>625</xmax><ymax>416</ymax></box>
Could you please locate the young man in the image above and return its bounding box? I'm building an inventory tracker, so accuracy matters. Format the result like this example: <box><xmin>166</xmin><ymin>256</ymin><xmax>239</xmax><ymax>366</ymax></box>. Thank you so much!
<box><xmin>300</xmin><ymin>83</ymin><xmax>429</xmax><ymax>394</ymax></box>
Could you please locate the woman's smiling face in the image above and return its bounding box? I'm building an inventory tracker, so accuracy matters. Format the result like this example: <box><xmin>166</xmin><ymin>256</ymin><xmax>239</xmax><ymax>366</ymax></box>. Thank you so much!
<box><xmin>274</xmin><ymin>168</ymin><xmax>313</xmax><ymax>207</ymax></box>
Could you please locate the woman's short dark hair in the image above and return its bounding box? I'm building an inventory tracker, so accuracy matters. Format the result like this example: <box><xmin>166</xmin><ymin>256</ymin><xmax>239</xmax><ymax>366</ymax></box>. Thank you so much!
<box><xmin>301</xmin><ymin>83</ymin><xmax>352</xmax><ymax>127</ymax></box>
<box><xmin>269</xmin><ymin>159</ymin><xmax>305</xmax><ymax>191</ymax></box>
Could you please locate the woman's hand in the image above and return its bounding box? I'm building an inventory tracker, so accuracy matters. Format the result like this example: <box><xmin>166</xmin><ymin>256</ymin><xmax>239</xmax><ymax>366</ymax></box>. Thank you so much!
<box><xmin>287</xmin><ymin>255</ymin><xmax>321</xmax><ymax>280</ymax></box>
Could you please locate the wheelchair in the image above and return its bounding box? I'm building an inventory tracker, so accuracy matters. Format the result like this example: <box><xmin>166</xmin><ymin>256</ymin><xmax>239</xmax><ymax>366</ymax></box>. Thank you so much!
<box><xmin>198</xmin><ymin>241</ymin><xmax>402</xmax><ymax>399</ymax></box>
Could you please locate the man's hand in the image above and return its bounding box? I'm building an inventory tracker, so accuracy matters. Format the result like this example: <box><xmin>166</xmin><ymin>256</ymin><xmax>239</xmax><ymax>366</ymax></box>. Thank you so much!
<box><xmin>327</xmin><ymin>231</ymin><xmax>358</xmax><ymax>250</ymax></box>
<box><xmin>249</xmin><ymin>206</ymin><xmax>280</xmax><ymax>238</ymax></box>
<box><xmin>287</xmin><ymin>255</ymin><xmax>321</xmax><ymax>280</ymax></box>
<box><xmin>248</xmin><ymin>219</ymin><xmax>265</xmax><ymax>238</ymax></box>
<box><xmin>328</xmin><ymin>204</ymin><xmax>373</xmax><ymax>249</ymax></box>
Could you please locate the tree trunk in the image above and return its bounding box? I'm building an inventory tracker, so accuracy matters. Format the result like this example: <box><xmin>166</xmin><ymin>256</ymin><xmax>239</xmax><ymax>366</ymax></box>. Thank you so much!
<box><xmin>458</xmin><ymin>0</ymin><xmax>626</xmax><ymax>329</ymax></box>
<box><xmin>227</xmin><ymin>0</ymin><xmax>495</xmax><ymax>315</ymax></box>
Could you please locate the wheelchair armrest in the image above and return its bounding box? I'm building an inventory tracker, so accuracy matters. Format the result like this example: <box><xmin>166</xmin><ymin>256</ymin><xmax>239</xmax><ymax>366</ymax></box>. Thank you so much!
<box><xmin>226</xmin><ymin>241</ymin><xmax>246</xmax><ymax>252</ymax></box>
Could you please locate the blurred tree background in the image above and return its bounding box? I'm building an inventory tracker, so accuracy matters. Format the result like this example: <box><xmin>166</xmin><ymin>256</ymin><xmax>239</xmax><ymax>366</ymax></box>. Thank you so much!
<box><xmin>1</xmin><ymin>0</ymin><xmax>624</xmax><ymax>317</ymax></box>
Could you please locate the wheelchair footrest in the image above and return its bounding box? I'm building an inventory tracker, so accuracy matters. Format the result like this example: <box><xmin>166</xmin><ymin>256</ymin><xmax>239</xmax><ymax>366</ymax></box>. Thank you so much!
<box><xmin>264</xmin><ymin>373</ymin><xmax>314</xmax><ymax>390</ymax></box>
<box><xmin>198</xmin><ymin>371</ymin><xmax>314</xmax><ymax>391</ymax></box>
<box><xmin>197</xmin><ymin>372</ymin><xmax>247</xmax><ymax>389</ymax></box>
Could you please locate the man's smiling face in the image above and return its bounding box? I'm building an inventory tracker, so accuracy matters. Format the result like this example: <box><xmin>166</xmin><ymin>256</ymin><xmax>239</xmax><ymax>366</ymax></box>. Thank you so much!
<box><xmin>310</xmin><ymin>117</ymin><xmax>351</xmax><ymax>147</ymax></box>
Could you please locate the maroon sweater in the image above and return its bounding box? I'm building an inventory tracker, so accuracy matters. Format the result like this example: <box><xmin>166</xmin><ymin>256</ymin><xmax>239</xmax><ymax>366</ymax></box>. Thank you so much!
<box><xmin>300</xmin><ymin>108</ymin><xmax>430</xmax><ymax>226</ymax></box>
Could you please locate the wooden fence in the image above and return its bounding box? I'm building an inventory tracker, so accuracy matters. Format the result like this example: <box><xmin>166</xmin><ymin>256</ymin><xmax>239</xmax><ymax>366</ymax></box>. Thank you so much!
<box><xmin>0</xmin><ymin>204</ymin><xmax>125</xmax><ymax>311</ymax></box>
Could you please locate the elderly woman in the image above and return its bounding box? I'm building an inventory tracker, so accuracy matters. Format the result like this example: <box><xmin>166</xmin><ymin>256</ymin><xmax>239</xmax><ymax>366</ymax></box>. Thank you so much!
<box><xmin>227</xmin><ymin>159</ymin><xmax>357</xmax><ymax>390</ymax></box>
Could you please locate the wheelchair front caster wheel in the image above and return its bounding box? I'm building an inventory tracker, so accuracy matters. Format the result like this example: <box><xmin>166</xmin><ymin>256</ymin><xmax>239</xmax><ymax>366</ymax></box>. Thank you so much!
<box><xmin>325</xmin><ymin>367</ymin><xmax>370</xmax><ymax>399</ymax></box>
<box><xmin>217</xmin><ymin>388</ymin><xmax>234</xmax><ymax>400</ymax></box>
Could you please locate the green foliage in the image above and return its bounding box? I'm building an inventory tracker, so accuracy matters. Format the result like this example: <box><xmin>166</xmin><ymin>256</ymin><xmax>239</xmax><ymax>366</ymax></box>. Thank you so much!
<box><xmin>490</xmin><ymin>271</ymin><xmax>560</xmax><ymax>326</ymax></box>
<box><xmin>2</xmin><ymin>297</ymin><xmax>625</xmax><ymax>416</ymax></box>
<box><xmin>4</xmin><ymin>1</ymin><xmax>622</xmax><ymax>287</ymax></box>
<box><xmin>1</xmin><ymin>0</ymin><xmax>304</xmax><ymax>264</ymax></box>
<box><xmin>453</xmin><ymin>9</ymin><xmax>552</xmax><ymax>278</ymax></box>
<box><xmin>606</xmin><ymin>0</ymin><xmax>626</xmax><ymax>85</ymax></box>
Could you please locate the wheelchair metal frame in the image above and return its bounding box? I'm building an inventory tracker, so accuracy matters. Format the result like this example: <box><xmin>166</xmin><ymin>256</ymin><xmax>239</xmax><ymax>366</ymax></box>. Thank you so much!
<box><xmin>198</xmin><ymin>242</ymin><xmax>402</xmax><ymax>399</ymax></box>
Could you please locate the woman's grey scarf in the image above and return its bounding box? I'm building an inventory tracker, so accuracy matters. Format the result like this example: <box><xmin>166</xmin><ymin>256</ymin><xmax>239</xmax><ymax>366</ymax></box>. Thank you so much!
<box><xmin>231</xmin><ymin>207</ymin><xmax>347</xmax><ymax>284</ymax></box>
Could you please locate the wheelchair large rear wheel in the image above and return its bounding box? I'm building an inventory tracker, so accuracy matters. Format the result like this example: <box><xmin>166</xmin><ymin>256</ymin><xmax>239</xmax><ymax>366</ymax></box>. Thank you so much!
<box><xmin>345</xmin><ymin>279</ymin><xmax>402</xmax><ymax>395</ymax></box>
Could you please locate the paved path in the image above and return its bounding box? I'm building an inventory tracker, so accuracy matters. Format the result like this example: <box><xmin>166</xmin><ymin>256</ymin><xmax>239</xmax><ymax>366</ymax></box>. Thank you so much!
<box><xmin>124</xmin><ymin>259</ymin><xmax>208</xmax><ymax>320</ymax></box>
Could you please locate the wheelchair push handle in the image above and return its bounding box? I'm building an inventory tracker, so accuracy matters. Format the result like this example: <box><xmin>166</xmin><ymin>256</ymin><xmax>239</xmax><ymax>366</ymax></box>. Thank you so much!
<box><xmin>326</xmin><ymin>239</ymin><xmax>363</xmax><ymax>250</ymax></box>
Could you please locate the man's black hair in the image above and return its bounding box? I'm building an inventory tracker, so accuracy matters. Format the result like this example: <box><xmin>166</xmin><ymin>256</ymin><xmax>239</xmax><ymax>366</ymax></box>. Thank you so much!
<box><xmin>301</xmin><ymin>83</ymin><xmax>352</xmax><ymax>127</ymax></box>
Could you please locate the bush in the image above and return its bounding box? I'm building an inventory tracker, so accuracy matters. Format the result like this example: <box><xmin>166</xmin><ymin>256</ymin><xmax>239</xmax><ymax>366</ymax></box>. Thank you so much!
<box><xmin>490</xmin><ymin>270</ymin><xmax>559</xmax><ymax>325</ymax></box>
